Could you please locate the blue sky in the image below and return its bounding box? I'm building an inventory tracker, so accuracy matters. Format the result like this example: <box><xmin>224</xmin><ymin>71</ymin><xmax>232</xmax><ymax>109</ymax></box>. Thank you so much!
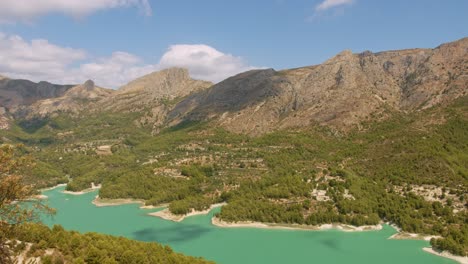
<box><xmin>0</xmin><ymin>0</ymin><xmax>467</xmax><ymax>88</ymax></box>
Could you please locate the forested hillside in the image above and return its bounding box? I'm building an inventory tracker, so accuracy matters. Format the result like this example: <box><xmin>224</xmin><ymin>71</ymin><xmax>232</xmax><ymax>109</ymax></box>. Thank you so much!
<box><xmin>0</xmin><ymin>38</ymin><xmax>466</xmax><ymax>258</ymax></box>
<box><xmin>0</xmin><ymin>145</ymin><xmax>213</xmax><ymax>264</ymax></box>
<box><xmin>1</xmin><ymin>96</ymin><xmax>466</xmax><ymax>256</ymax></box>
<box><xmin>11</xmin><ymin>224</ymin><xmax>212</xmax><ymax>264</ymax></box>
<box><xmin>0</xmin><ymin>2</ymin><xmax>466</xmax><ymax>263</ymax></box>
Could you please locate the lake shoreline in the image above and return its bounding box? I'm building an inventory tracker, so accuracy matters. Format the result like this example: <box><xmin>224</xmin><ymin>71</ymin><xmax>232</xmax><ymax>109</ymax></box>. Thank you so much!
<box><xmin>32</xmin><ymin>184</ymin><xmax>68</xmax><ymax>199</ymax></box>
<box><xmin>423</xmin><ymin>247</ymin><xmax>468</xmax><ymax>264</ymax></box>
<box><xmin>92</xmin><ymin>196</ymin><xmax>167</xmax><ymax>209</ymax></box>
<box><xmin>62</xmin><ymin>183</ymin><xmax>101</xmax><ymax>195</ymax></box>
<box><xmin>210</xmin><ymin>217</ymin><xmax>465</xmax><ymax>263</ymax></box>
<box><xmin>149</xmin><ymin>203</ymin><xmax>227</xmax><ymax>222</ymax></box>
<box><xmin>388</xmin><ymin>232</ymin><xmax>442</xmax><ymax>241</ymax></box>
<box><xmin>39</xmin><ymin>183</ymin><xmax>68</xmax><ymax>193</ymax></box>
<box><xmin>211</xmin><ymin>217</ymin><xmax>383</xmax><ymax>232</ymax></box>
<box><xmin>41</xmin><ymin>186</ymin><xmax>466</xmax><ymax>263</ymax></box>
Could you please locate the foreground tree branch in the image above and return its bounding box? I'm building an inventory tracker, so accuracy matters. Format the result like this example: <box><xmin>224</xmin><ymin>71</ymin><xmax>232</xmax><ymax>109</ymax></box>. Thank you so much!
<box><xmin>0</xmin><ymin>145</ymin><xmax>54</xmax><ymax>264</ymax></box>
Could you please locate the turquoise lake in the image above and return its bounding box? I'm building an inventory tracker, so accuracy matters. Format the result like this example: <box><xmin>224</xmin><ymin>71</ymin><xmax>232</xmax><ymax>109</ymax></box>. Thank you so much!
<box><xmin>41</xmin><ymin>186</ymin><xmax>455</xmax><ymax>264</ymax></box>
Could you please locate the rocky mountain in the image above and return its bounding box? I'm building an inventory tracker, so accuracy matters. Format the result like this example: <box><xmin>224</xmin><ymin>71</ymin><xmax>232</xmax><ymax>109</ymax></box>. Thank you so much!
<box><xmin>0</xmin><ymin>77</ymin><xmax>74</xmax><ymax>111</ymax></box>
<box><xmin>100</xmin><ymin>68</ymin><xmax>212</xmax><ymax>111</ymax></box>
<box><xmin>168</xmin><ymin>37</ymin><xmax>468</xmax><ymax>134</ymax></box>
<box><xmin>98</xmin><ymin>67</ymin><xmax>212</xmax><ymax>130</ymax></box>
<box><xmin>21</xmin><ymin>80</ymin><xmax>114</xmax><ymax>118</ymax></box>
<box><xmin>0</xmin><ymin>106</ymin><xmax>8</xmax><ymax>130</ymax></box>
<box><xmin>0</xmin><ymin>77</ymin><xmax>75</xmax><ymax>129</ymax></box>
<box><xmin>0</xmin><ymin>68</ymin><xmax>212</xmax><ymax>131</ymax></box>
<box><xmin>1</xmin><ymin>39</ymin><xmax>466</xmax><ymax>134</ymax></box>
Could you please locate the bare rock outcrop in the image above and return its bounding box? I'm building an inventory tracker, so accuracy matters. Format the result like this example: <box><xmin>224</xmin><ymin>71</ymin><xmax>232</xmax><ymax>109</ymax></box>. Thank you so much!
<box><xmin>2</xmin><ymin>38</ymin><xmax>466</xmax><ymax>135</ymax></box>
<box><xmin>100</xmin><ymin>67</ymin><xmax>212</xmax><ymax>111</ymax></box>
<box><xmin>20</xmin><ymin>80</ymin><xmax>114</xmax><ymax>118</ymax></box>
<box><xmin>168</xmin><ymin>37</ymin><xmax>468</xmax><ymax>134</ymax></box>
<box><xmin>1</xmin><ymin>68</ymin><xmax>213</xmax><ymax>132</ymax></box>
<box><xmin>0</xmin><ymin>107</ymin><xmax>9</xmax><ymax>130</ymax></box>
<box><xmin>0</xmin><ymin>78</ymin><xmax>73</xmax><ymax>111</ymax></box>
<box><xmin>99</xmin><ymin>67</ymin><xmax>212</xmax><ymax>131</ymax></box>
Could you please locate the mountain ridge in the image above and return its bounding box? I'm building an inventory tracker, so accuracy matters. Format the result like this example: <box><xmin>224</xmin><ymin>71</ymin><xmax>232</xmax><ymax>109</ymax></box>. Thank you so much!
<box><xmin>0</xmin><ymin>39</ymin><xmax>466</xmax><ymax>258</ymax></box>
<box><xmin>0</xmin><ymin>38</ymin><xmax>466</xmax><ymax>135</ymax></box>
<box><xmin>167</xmin><ymin>37</ymin><xmax>467</xmax><ymax>134</ymax></box>
<box><xmin>20</xmin><ymin>80</ymin><xmax>114</xmax><ymax>118</ymax></box>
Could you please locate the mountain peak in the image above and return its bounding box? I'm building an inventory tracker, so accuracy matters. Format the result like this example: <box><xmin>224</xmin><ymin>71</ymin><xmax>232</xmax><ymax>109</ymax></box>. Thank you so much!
<box><xmin>168</xmin><ymin>38</ymin><xmax>467</xmax><ymax>135</ymax></box>
<box><xmin>62</xmin><ymin>79</ymin><xmax>114</xmax><ymax>100</ymax></box>
<box><xmin>325</xmin><ymin>49</ymin><xmax>355</xmax><ymax>64</ymax></box>
<box><xmin>117</xmin><ymin>67</ymin><xmax>211</xmax><ymax>98</ymax></box>
<box><xmin>160</xmin><ymin>67</ymin><xmax>190</xmax><ymax>75</ymax></box>
<box><xmin>83</xmin><ymin>80</ymin><xmax>95</xmax><ymax>91</ymax></box>
<box><xmin>136</xmin><ymin>67</ymin><xmax>192</xmax><ymax>84</ymax></box>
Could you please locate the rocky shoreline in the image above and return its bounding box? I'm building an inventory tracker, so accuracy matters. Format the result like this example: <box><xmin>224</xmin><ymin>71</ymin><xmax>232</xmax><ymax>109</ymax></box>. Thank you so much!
<box><xmin>211</xmin><ymin>217</ymin><xmax>383</xmax><ymax>232</ymax></box>
<box><xmin>423</xmin><ymin>247</ymin><xmax>468</xmax><ymax>264</ymax></box>
<box><xmin>148</xmin><ymin>203</ymin><xmax>227</xmax><ymax>222</ymax></box>
<box><xmin>92</xmin><ymin>196</ymin><xmax>166</xmax><ymax>209</ymax></box>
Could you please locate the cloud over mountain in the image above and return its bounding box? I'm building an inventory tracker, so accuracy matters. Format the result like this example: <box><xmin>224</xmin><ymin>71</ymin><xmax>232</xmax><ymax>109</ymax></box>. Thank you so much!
<box><xmin>159</xmin><ymin>45</ymin><xmax>257</xmax><ymax>83</ymax></box>
<box><xmin>0</xmin><ymin>33</ymin><xmax>258</xmax><ymax>88</ymax></box>
<box><xmin>0</xmin><ymin>32</ymin><xmax>87</xmax><ymax>80</ymax></box>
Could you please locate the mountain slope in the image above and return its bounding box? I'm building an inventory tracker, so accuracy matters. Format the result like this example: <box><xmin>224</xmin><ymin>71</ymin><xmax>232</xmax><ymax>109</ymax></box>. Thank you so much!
<box><xmin>168</xmin><ymin>37</ymin><xmax>468</xmax><ymax>134</ymax></box>
<box><xmin>0</xmin><ymin>39</ymin><xmax>466</xmax><ymax>257</ymax></box>
<box><xmin>100</xmin><ymin>67</ymin><xmax>212</xmax><ymax>110</ymax></box>
<box><xmin>99</xmin><ymin>67</ymin><xmax>212</xmax><ymax>131</ymax></box>
<box><xmin>22</xmin><ymin>80</ymin><xmax>114</xmax><ymax>118</ymax></box>
<box><xmin>0</xmin><ymin>77</ymin><xmax>75</xmax><ymax>130</ymax></box>
<box><xmin>2</xmin><ymin>68</ymin><xmax>213</xmax><ymax>133</ymax></box>
<box><xmin>5</xmin><ymin>38</ymin><xmax>466</xmax><ymax>135</ymax></box>
<box><xmin>0</xmin><ymin>78</ymin><xmax>73</xmax><ymax>110</ymax></box>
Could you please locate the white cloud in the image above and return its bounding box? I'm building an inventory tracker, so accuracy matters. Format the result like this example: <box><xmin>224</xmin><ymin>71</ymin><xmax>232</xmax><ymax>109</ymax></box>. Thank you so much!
<box><xmin>159</xmin><ymin>45</ymin><xmax>257</xmax><ymax>83</ymax></box>
<box><xmin>315</xmin><ymin>0</ymin><xmax>354</xmax><ymax>11</ymax></box>
<box><xmin>0</xmin><ymin>33</ymin><xmax>259</xmax><ymax>88</ymax></box>
<box><xmin>0</xmin><ymin>32</ymin><xmax>87</xmax><ymax>80</ymax></box>
<box><xmin>68</xmin><ymin>52</ymin><xmax>158</xmax><ymax>88</ymax></box>
<box><xmin>0</xmin><ymin>0</ymin><xmax>151</xmax><ymax>23</ymax></box>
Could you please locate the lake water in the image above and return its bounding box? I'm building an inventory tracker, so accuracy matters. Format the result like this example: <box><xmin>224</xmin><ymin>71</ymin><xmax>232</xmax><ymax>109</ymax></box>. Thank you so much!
<box><xmin>41</xmin><ymin>186</ymin><xmax>455</xmax><ymax>264</ymax></box>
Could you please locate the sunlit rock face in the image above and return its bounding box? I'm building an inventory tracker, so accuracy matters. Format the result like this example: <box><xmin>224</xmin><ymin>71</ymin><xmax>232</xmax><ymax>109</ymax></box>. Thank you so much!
<box><xmin>168</xmin><ymin>38</ymin><xmax>468</xmax><ymax>135</ymax></box>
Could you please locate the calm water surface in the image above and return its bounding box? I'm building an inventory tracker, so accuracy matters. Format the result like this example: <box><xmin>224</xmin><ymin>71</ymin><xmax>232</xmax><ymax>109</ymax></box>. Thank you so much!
<box><xmin>41</xmin><ymin>186</ymin><xmax>455</xmax><ymax>264</ymax></box>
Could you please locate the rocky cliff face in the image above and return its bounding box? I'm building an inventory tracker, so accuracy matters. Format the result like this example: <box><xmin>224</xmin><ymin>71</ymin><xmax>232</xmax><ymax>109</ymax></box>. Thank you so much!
<box><xmin>99</xmin><ymin>67</ymin><xmax>212</xmax><ymax>130</ymax></box>
<box><xmin>1</xmin><ymin>39</ymin><xmax>466</xmax><ymax>134</ymax></box>
<box><xmin>168</xmin><ymin>38</ymin><xmax>468</xmax><ymax>134</ymax></box>
<box><xmin>21</xmin><ymin>80</ymin><xmax>114</xmax><ymax>118</ymax></box>
<box><xmin>0</xmin><ymin>78</ymin><xmax>74</xmax><ymax>110</ymax></box>
<box><xmin>2</xmin><ymin>68</ymin><xmax>212</xmax><ymax>130</ymax></box>
<box><xmin>0</xmin><ymin>107</ymin><xmax>9</xmax><ymax>130</ymax></box>
<box><xmin>100</xmin><ymin>68</ymin><xmax>212</xmax><ymax>111</ymax></box>
<box><xmin>0</xmin><ymin>77</ymin><xmax>75</xmax><ymax>129</ymax></box>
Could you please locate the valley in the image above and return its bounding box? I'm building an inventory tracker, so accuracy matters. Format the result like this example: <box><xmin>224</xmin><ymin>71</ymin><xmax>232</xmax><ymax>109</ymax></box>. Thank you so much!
<box><xmin>0</xmin><ymin>38</ymin><xmax>467</xmax><ymax>263</ymax></box>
